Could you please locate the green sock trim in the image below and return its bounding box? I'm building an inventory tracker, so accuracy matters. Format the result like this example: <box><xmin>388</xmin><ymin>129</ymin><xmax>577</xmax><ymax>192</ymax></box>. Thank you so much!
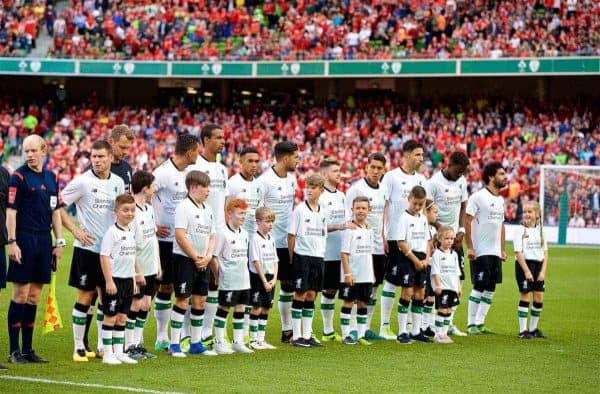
<box><xmin>249</xmin><ymin>326</ymin><xmax>258</xmax><ymax>332</ymax></box>
<box><xmin>154</xmin><ymin>302</ymin><xmax>171</xmax><ymax>310</ymax></box>
<box><xmin>291</xmin><ymin>310</ymin><xmax>302</xmax><ymax>319</ymax></box>
<box><xmin>340</xmin><ymin>318</ymin><xmax>350</xmax><ymax>325</ymax></box>
<box><xmin>191</xmin><ymin>319</ymin><xmax>203</xmax><ymax>327</ymax></box>
<box><xmin>423</xmin><ymin>306</ymin><xmax>433</xmax><ymax>313</ymax></box>
<box><xmin>531</xmin><ymin>310</ymin><xmax>541</xmax><ymax>317</ymax></box>
<box><xmin>397</xmin><ymin>305</ymin><xmax>409</xmax><ymax>313</ymax></box>
<box><xmin>320</xmin><ymin>303</ymin><xmax>335</xmax><ymax>310</ymax></box>
<box><xmin>382</xmin><ymin>291</ymin><xmax>395</xmax><ymax>298</ymax></box>
<box><xmin>435</xmin><ymin>321</ymin><xmax>444</xmax><ymax>327</ymax></box>
<box><xmin>410</xmin><ymin>305</ymin><xmax>423</xmax><ymax>313</ymax></box>
<box><xmin>135</xmin><ymin>319</ymin><xmax>146</xmax><ymax>328</ymax></box>
<box><xmin>96</xmin><ymin>313</ymin><xmax>104</xmax><ymax>321</ymax></box>
<box><xmin>102</xmin><ymin>338</ymin><xmax>113</xmax><ymax>345</ymax></box>
<box><xmin>125</xmin><ymin>321</ymin><xmax>135</xmax><ymax>330</ymax></box>
<box><xmin>279</xmin><ymin>295</ymin><xmax>293</xmax><ymax>302</ymax></box>
<box><xmin>481</xmin><ymin>297</ymin><xmax>493</xmax><ymax>305</ymax></box>
<box><xmin>170</xmin><ymin>321</ymin><xmax>183</xmax><ymax>329</ymax></box>
<box><xmin>518</xmin><ymin>311</ymin><xmax>528</xmax><ymax>318</ymax></box>
<box><xmin>72</xmin><ymin>316</ymin><xmax>87</xmax><ymax>325</ymax></box>
<box><xmin>206</xmin><ymin>297</ymin><xmax>219</xmax><ymax>304</ymax></box>
<box><xmin>443</xmin><ymin>320</ymin><xmax>450</xmax><ymax>326</ymax></box>
<box><xmin>113</xmin><ymin>337</ymin><xmax>125</xmax><ymax>345</ymax></box>
<box><xmin>258</xmin><ymin>324</ymin><xmax>266</xmax><ymax>331</ymax></box>
<box><xmin>245</xmin><ymin>306</ymin><xmax>252</xmax><ymax>314</ymax></box>
<box><xmin>214</xmin><ymin>318</ymin><xmax>226</xmax><ymax>328</ymax></box>
<box><xmin>302</xmin><ymin>309</ymin><xmax>314</xmax><ymax>318</ymax></box>
<box><xmin>469</xmin><ymin>296</ymin><xmax>481</xmax><ymax>303</ymax></box>
<box><xmin>357</xmin><ymin>317</ymin><xmax>368</xmax><ymax>324</ymax></box>
<box><xmin>233</xmin><ymin>322</ymin><xmax>244</xmax><ymax>330</ymax></box>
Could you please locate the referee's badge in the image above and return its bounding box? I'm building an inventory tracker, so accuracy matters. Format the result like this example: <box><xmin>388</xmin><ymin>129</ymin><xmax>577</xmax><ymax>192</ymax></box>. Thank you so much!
<box><xmin>50</xmin><ymin>196</ymin><xmax>58</xmax><ymax>209</ymax></box>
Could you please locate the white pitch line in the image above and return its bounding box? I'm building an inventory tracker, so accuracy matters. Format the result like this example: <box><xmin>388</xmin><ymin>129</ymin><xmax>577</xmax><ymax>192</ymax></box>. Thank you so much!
<box><xmin>0</xmin><ymin>375</ymin><xmax>187</xmax><ymax>394</ymax></box>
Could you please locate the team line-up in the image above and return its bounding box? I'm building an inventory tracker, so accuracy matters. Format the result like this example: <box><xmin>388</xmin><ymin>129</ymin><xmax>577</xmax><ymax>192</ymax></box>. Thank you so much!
<box><xmin>4</xmin><ymin>125</ymin><xmax>548</xmax><ymax>366</ymax></box>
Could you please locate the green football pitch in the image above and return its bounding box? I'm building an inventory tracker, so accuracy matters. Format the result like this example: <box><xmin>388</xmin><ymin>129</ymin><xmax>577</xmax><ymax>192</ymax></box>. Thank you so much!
<box><xmin>0</xmin><ymin>237</ymin><xmax>598</xmax><ymax>393</ymax></box>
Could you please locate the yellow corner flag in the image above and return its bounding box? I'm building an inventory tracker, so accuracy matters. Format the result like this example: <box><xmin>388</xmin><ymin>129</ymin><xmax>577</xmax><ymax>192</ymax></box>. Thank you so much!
<box><xmin>42</xmin><ymin>272</ymin><xmax>63</xmax><ymax>334</ymax></box>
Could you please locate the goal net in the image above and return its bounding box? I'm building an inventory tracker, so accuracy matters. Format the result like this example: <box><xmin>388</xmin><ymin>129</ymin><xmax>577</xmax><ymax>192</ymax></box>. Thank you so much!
<box><xmin>540</xmin><ymin>165</ymin><xmax>600</xmax><ymax>244</ymax></box>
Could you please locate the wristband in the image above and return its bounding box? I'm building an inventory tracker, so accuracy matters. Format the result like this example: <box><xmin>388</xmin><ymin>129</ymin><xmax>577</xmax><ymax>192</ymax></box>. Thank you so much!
<box><xmin>7</xmin><ymin>239</ymin><xmax>16</xmax><ymax>244</ymax></box>
<box><xmin>344</xmin><ymin>273</ymin><xmax>352</xmax><ymax>277</ymax></box>
<box><xmin>55</xmin><ymin>238</ymin><xmax>67</xmax><ymax>247</ymax></box>
<box><xmin>457</xmin><ymin>227</ymin><xmax>465</xmax><ymax>234</ymax></box>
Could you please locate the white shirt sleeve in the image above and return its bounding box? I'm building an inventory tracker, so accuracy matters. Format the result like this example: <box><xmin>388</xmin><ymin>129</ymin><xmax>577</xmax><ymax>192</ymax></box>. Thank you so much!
<box><xmin>397</xmin><ymin>213</ymin><xmax>409</xmax><ymax>241</ymax></box>
<box><xmin>100</xmin><ymin>229</ymin><xmax>114</xmax><ymax>257</ymax></box>
<box><xmin>513</xmin><ymin>226</ymin><xmax>524</xmax><ymax>253</ymax></box>
<box><xmin>465</xmin><ymin>193</ymin><xmax>479</xmax><ymax>217</ymax></box>
<box><xmin>287</xmin><ymin>206</ymin><xmax>301</xmax><ymax>236</ymax></box>
<box><xmin>460</xmin><ymin>177</ymin><xmax>468</xmax><ymax>202</ymax></box>
<box><xmin>249</xmin><ymin>237</ymin><xmax>260</xmax><ymax>264</ymax></box>
<box><xmin>209</xmin><ymin>208</ymin><xmax>216</xmax><ymax>235</ymax></box>
<box><xmin>173</xmin><ymin>202</ymin><xmax>187</xmax><ymax>230</ymax></box>
<box><xmin>344</xmin><ymin>186</ymin><xmax>355</xmax><ymax>220</ymax></box>
<box><xmin>424</xmin><ymin>179</ymin><xmax>436</xmax><ymax>200</ymax></box>
<box><xmin>340</xmin><ymin>229</ymin><xmax>351</xmax><ymax>255</ymax></box>
<box><xmin>381</xmin><ymin>173</ymin><xmax>392</xmax><ymax>202</ymax></box>
<box><xmin>430</xmin><ymin>251</ymin><xmax>441</xmax><ymax>276</ymax></box>
<box><xmin>61</xmin><ymin>175</ymin><xmax>84</xmax><ymax>206</ymax></box>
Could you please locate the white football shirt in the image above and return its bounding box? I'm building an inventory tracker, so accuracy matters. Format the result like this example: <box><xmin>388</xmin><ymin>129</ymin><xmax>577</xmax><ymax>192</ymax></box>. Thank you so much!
<box><xmin>61</xmin><ymin>170</ymin><xmax>125</xmax><ymax>253</ymax></box>
<box><xmin>228</xmin><ymin>173</ymin><xmax>263</xmax><ymax>235</ymax></box>
<box><xmin>320</xmin><ymin>187</ymin><xmax>347</xmax><ymax>261</ymax></box>
<box><xmin>425</xmin><ymin>171</ymin><xmax>468</xmax><ymax>231</ymax></box>
<box><xmin>513</xmin><ymin>224</ymin><xmax>547</xmax><ymax>261</ymax></box>
<box><xmin>188</xmin><ymin>155</ymin><xmax>228</xmax><ymax>231</ymax></box>
<box><xmin>382</xmin><ymin>168</ymin><xmax>427</xmax><ymax>240</ymax></box>
<box><xmin>340</xmin><ymin>225</ymin><xmax>374</xmax><ymax>283</ymax></box>
<box><xmin>466</xmin><ymin>188</ymin><xmax>505</xmax><ymax>258</ymax></box>
<box><xmin>396</xmin><ymin>210</ymin><xmax>431</xmax><ymax>254</ymax></box>
<box><xmin>249</xmin><ymin>231</ymin><xmax>278</xmax><ymax>275</ymax></box>
<box><xmin>100</xmin><ymin>223</ymin><xmax>136</xmax><ymax>278</ymax></box>
<box><xmin>345</xmin><ymin>178</ymin><xmax>388</xmax><ymax>255</ymax></box>
<box><xmin>216</xmin><ymin>225</ymin><xmax>250</xmax><ymax>290</ymax></box>
<box><xmin>288</xmin><ymin>201</ymin><xmax>327</xmax><ymax>258</ymax></box>
<box><xmin>173</xmin><ymin>197</ymin><xmax>216</xmax><ymax>258</ymax></box>
<box><xmin>430</xmin><ymin>248</ymin><xmax>460</xmax><ymax>292</ymax></box>
<box><xmin>258</xmin><ymin>167</ymin><xmax>297</xmax><ymax>248</ymax></box>
<box><xmin>132</xmin><ymin>203</ymin><xmax>159</xmax><ymax>276</ymax></box>
<box><xmin>152</xmin><ymin>158</ymin><xmax>189</xmax><ymax>242</ymax></box>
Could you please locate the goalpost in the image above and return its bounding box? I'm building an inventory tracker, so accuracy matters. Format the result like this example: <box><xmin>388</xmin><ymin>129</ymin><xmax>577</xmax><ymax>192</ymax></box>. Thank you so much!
<box><xmin>539</xmin><ymin>165</ymin><xmax>600</xmax><ymax>245</ymax></box>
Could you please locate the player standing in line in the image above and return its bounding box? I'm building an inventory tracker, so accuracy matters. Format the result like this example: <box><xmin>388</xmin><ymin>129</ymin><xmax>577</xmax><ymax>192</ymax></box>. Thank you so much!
<box><xmin>421</xmin><ymin>199</ymin><xmax>439</xmax><ymax>337</ymax></box>
<box><xmin>61</xmin><ymin>140</ymin><xmax>125</xmax><ymax>362</ymax></box>
<box><xmin>125</xmin><ymin>171</ymin><xmax>160</xmax><ymax>359</ymax></box>
<box><xmin>466</xmin><ymin>161</ymin><xmax>507</xmax><ymax>335</ymax></box>
<box><xmin>430</xmin><ymin>226</ymin><xmax>461</xmax><ymax>344</ymax></box>
<box><xmin>213</xmin><ymin>199</ymin><xmax>253</xmax><ymax>354</ymax></box>
<box><xmin>82</xmin><ymin>125</ymin><xmax>134</xmax><ymax>359</ymax></box>
<box><xmin>99</xmin><ymin>194</ymin><xmax>139</xmax><ymax>365</ymax></box>
<box><xmin>227</xmin><ymin>146</ymin><xmax>263</xmax><ymax>339</ymax></box>
<box><xmin>345</xmin><ymin>152</ymin><xmax>388</xmax><ymax>340</ymax></box>
<box><xmin>392</xmin><ymin>186</ymin><xmax>432</xmax><ymax>344</ymax></box>
<box><xmin>425</xmin><ymin>151</ymin><xmax>470</xmax><ymax>336</ymax></box>
<box><xmin>258</xmin><ymin>141</ymin><xmax>298</xmax><ymax>343</ymax></box>
<box><xmin>248</xmin><ymin>207</ymin><xmax>278</xmax><ymax>350</ymax></box>
<box><xmin>514</xmin><ymin>201</ymin><xmax>548</xmax><ymax>339</ymax></box>
<box><xmin>288</xmin><ymin>174</ymin><xmax>327</xmax><ymax>348</ymax></box>
<box><xmin>319</xmin><ymin>159</ymin><xmax>352</xmax><ymax>342</ymax></box>
<box><xmin>379</xmin><ymin>140</ymin><xmax>427</xmax><ymax>340</ymax></box>
<box><xmin>6</xmin><ymin>135</ymin><xmax>64</xmax><ymax>364</ymax></box>
<box><xmin>339</xmin><ymin>196</ymin><xmax>375</xmax><ymax>345</ymax></box>
<box><xmin>151</xmin><ymin>134</ymin><xmax>200</xmax><ymax>351</ymax></box>
<box><xmin>187</xmin><ymin>124</ymin><xmax>228</xmax><ymax>347</ymax></box>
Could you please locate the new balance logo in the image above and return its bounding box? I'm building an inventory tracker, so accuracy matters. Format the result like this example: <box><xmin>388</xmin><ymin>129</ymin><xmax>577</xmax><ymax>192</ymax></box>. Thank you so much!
<box><xmin>109</xmin><ymin>300</ymin><xmax>117</xmax><ymax>312</ymax></box>
<box><xmin>180</xmin><ymin>282</ymin><xmax>187</xmax><ymax>294</ymax></box>
<box><xmin>295</xmin><ymin>278</ymin><xmax>302</xmax><ymax>289</ymax></box>
<box><xmin>226</xmin><ymin>292</ymin><xmax>233</xmax><ymax>303</ymax></box>
<box><xmin>79</xmin><ymin>274</ymin><xmax>87</xmax><ymax>286</ymax></box>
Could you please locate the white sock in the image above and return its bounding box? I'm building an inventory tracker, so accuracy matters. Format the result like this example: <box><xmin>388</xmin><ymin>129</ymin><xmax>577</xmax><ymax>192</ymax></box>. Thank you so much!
<box><xmin>125</xmin><ymin>312</ymin><xmax>136</xmax><ymax>349</ymax></box>
<box><xmin>154</xmin><ymin>295</ymin><xmax>171</xmax><ymax>342</ymax></box>
<box><xmin>529</xmin><ymin>303</ymin><xmax>542</xmax><ymax>332</ymax></box>
<box><xmin>380</xmin><ymin>282</ymin><xmax>396</xmax><ymax>329</ymax></box>
<box><xmin>133</xmin><ymin>310</ymin><xmax>148</xmax><ymax>346</ymax></box>
<box><xmin>475</xmin><ymin>291</ymin><xmax>494</xmax><ymax>325</ymax></box>
<box><xmin>410</xmin><ymin>301</ymin><xmax>423</xmax><ymax>336</ymax></box>
<box><xmin>443</xmin><ymin>318</ymin><xmax>450</xmax><ymax>335</ymax></box>
<box><xmin>72</xmin><ymin>305</ymin><xmax>87</xmax><ymax>352</ymax></box>
<box><xmin>101</xmin><ymin>324</ymin><xmax>113</xmax><ymax>356</ymax></box>
<box><xmin>96</xmin><ymin>308</ymin><xmax>104</xmax><ymax>351</ymax></box>
<box><xmin>302</xmin><ymin>307</ymin><xmax>314</xmax><ymax>340</ymax></box>
<box><xmin>279</xmin><ymin>290</ymin><xmax>293</xmax><ymax>332</ymax></box>
<box><xmin>422</xmin><ymin>301</ymin><xmax>434</xmax><ymax>330</ymax></box>
<box><xmin>397</xmin><ymin>300</ymin><xmax>410</xmax><ymax>335</ymax></box>
<box><xmin>214</xmin><ymin>310</ymin><xmax>227</xmax><ymax>344</ymax></box>
<box><xmin>244</xmin><ymin>306</ymin><xmax>252</xmax><ymax>338</ymax></box>
<box><xmin>449</xmin><ymin>306</ymin><xmax>457</xmax><ymax>328</ymax></box>
<box><xmin>349</xmin><ymin>304</ymin><xmax>358</xmax><ymax>333</ymax></box>
<box><xmin>518</xmin><ymin>302</ymin><xmax>529</xmax><ymax>333</ymax></box>
<box><xmin>249</xmin><ymin>315</ymin><xmax>259</xmax><ymax>342</ymax></box>
<box><xmin>357</xmin><ymin>308</ymin><xmax>368</xmax><ymax>338</ymax></box>
<box><xmin>170</xmin><ymin>306</ymin><xmax>185</xmax><ymax>346</ymax></box>
<box><xmin>340</xmin><ymin>307</ymin><xmax>351</xmax><ymax>339</ymax></box>
<box><xmin>181</xmin><ymin>304</ymin><xmax>191</xmax><ymax>339</ymax></box>
<box><xmin>291</xmin><ymin>300</ymin><xmax>302</xmax><ymax>340</ymax></box>
<box><xmin>435</xmin><ymin>313</ymin><xmax>444</xmax><ymax>335</ymax></box>
<box><xmin>190</xmin><ymin>309</ymin><xmax>204</xmax><ymax>344</ymax></box>
<box><xmin>320</xmin><ymin>294</ymin><xmax>336</xmax><ymax>335</ymax></box>
<box><xmin>113</xmin><ymin>325</ymin><xmax>125</xmax><ymax>355</ymax></box>
<box><xmin>367</xmin><ymin>287</ymin><xmax>378</xmax><ymax>328</ymax></box>
<box><xmin>202</xmin><ymin>290</ymin><xmax>218</xmax><ymax>340</ymax></box>
<box><xmin>233</xmin><ymin>312</ymin><xmax>245</xmax><ymax>344</ymax></box>
<box><xmin>258</xmin><ymin>314</ymin><xmax>268</xmax><ymax>342</ymax></box>
<box><xmin>468</xmin><ymin>290</ymin><xmax>482</xmax><ymax>326</ymax></box>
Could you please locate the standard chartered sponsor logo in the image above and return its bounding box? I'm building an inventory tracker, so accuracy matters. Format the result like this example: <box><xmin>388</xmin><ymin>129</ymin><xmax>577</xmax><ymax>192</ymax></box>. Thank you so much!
<box><xmin>93</xmin><ymin>198</ymin><xmax>114</xmax><ymax>209</ymax></box>
<box><xmin>119</xmin><ymin>245</ymin><xmax>137</xmax><ymax>256</ymax></box>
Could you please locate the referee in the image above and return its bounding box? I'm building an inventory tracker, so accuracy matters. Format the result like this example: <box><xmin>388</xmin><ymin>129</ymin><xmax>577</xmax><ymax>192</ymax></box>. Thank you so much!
<box><xmin>6</xmin><ymin>135</ymin><xmax>65</xmax><ymax>364</ymax></box>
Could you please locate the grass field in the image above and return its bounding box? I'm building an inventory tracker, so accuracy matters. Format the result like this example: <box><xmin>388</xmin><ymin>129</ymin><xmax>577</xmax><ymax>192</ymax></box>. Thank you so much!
<box><xmin>0</xmin><ymin>236</ymin><xmax>598</xmax><ymax>393</ymax></box>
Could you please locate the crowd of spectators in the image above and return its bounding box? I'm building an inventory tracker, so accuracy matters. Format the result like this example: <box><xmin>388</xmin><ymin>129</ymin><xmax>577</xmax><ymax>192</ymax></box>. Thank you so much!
<box><xmin>0</xmin><ymin>92</ymin><xmax>598</xmax><ymax>227</ymax></box>
<box><xmin>2</xmin><ymin>0</ymin><xmax>597</xmax><ymax>60</ymax></box>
